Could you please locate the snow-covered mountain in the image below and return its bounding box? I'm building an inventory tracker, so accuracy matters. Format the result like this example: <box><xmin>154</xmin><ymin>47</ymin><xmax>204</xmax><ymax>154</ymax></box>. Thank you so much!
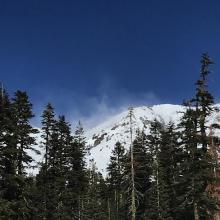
<box><xmin>29</xmin><ymin>104</ymin><xmax>220</xmax><ymax>176</ymax></box>
<box><xmin>85</xmin><ymin>104</ymin><xmax>220</xmax><ymax>175</ymax></box>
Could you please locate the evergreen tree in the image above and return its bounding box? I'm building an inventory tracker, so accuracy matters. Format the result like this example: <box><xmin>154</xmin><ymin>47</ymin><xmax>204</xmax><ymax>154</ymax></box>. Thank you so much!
<box><xmin>157</xmin><ymin>122</ymin><xmax>180</xmax><ymax>220</ymax></box>
<box><xmin>41</xmin><ymin>103</ymin><xmax>56</xmax><ymax>172</ymax></box>
<box><xmin>1</xmin><ymin>53</ymin><xmax>220</xmax><ymax>220</ymax></box>
<box><xmin>145</xmin><ymin>119</ymin><xmax>163</xmax><ymax>220</ymax></box>
<box><xmin>11</xmin><ymin>90</ymin><xmax>39</xmax><ymax>219</ymax></box>
<box><xmin>84</xmin><ymin>160</ymin><xmax>109</xmax><ymax>220</ymax></box>
<box><xmin>0</xmin><ymin>90</ymin><xmax>18</xmax><ymax>219</ymax></box>
<box><xmin>0</xmin><ymin>90</ymin><xmax>39</xmax><ymax>219</ymax></box>
<box><xmin>132</xmin><ymin>130</ymin><xmax>152</xmax><ymax>219</ymax></box>
<box><xmin>36</xmin><ymin>103</ymin><xmax>56</xmax><ymax>219</ymax></box>
<box><xmin>177</xmin><ymin>104</ymin><xmax>199</xmax><ymax>220</ymax></box>
<box><xmin>47</xmin><ymin>115</ymin><xmax>71</xmax><ymax>219</ymax></box>
<box><xmin>107</xmin><ymin>141</ymin><xmax>126</xmax><ymax>220</ymax></box>
<box><xmin>123</xmin><ymin>128</ymin><xmax>153</xmax><ymax>220</ymax></box>
<box><xmin>145</xmin><ymin>120</ymin><xmax>181</xmax><ymax>220</ymax></box>
<box><xmin>64</xmin><ymin>121</ymin><xmax>87</xmax><ymax>219</ymax></box>
<box><xmin>12</xmin><ymin>91</ymin><xmax>39</xmax><ymax>175</ymax></box>
<box><xmin>178</xmin><ymin>54</ymin><xmax>218</xmax><ymax>220</ymax></box>
<box><xmin>193</xmin><ymin>54</ymin><xmax>218</xmax><ymax>219</ymax></box>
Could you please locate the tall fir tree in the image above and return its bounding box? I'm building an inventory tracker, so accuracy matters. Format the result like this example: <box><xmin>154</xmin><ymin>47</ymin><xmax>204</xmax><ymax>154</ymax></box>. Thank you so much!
<box><xmin>132</xmin><ymin>130</ymin><xmax>152</xmax><ymax>219</ymax></box>
<box><xmin>145</xmin><ymin>119</ymin><xmax>163</xmax><ymax>220</ymax></box>
<box><xmin>145</xmin><ymin>120</ymin><xmax>182</xmax><ymax>220</ymax></box>
<box><xmin>178</xmin><ymin>54</ymin><xmax>219</xmax><ymax>220</ymax></box>
<box><xmin>0</xmin><ymin>90</ymin><xmax>18</xmax><ymax>219</ymax></box>
<box><xmin>36</xmin><ymin>103</ymin><xmax>56</xmax><ymax>219</ymax></box>
<box><xmin>192</xmin><ymin>54</ymin><xmax>218</xmax><ymax>219</ymax></box>
<box><xmin>11</xmin><ymin>90</ymin><xmax>39</xmax><ymax>219</ymax></box>
<box><xmin>12</xmin><ymin>91</ymin><xmax>39</xmax><ymax>175</ymax></box>
<box><xmin>84</xmin><ymin>160</ymin><xmax>109</xmax><ymax>220</ymax></box>
<box><xmin>123</xmin><ymin>128</ymin><xmax>153</xmax><ymax>219</ymax></box>
<box><xmin>107</xmin><ymin>141</ymin><xmax>126</xmax><ymax>220</ymax></box>
<box><xmin>64</xmin><ymin>121</ymin><xmax>87</xmax><ymax>219</ymax></box>
<box><xmin>156</xmin><ymin>122</ymin><xmax>180</xmax><ymax>220</ymax></box>
<box><xmin>41</xmin><ymin>103</ymin><xmax>56</xmax><ymax>172</ymax></box>
<box><xmin>47</xmin><ymin>115</ymin><xmax>71</xmax><ymax>219</ymax></box>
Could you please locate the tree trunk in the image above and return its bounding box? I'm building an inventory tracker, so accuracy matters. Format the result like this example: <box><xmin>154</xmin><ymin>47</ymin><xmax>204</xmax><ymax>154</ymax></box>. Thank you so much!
<box><xmin>156</xmin><ymin>155</ymin><xmax>160</xmax><ymax>218</ymax></box>
<box><xmin>194</xmin><ymin>202</ymin><xmax>199</xmax><ymax>220</ymax></box>
<box><xmin>78</xmin><ymin>195</ymin><xmax>81</xmax><ymax>220</ymax></box>
<box><xmin>129</xmin><ymin>108</ymin><xmax>136</xmax><ymax>220</ymax></box>
<box><xmin>108</xmin><ymin>198</ymin><xmax>111</xmax><ymax>220</ymax></box>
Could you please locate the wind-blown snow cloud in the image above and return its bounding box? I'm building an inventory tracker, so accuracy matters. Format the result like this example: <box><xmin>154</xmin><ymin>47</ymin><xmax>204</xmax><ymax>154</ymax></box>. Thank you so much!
<box><xmin>69</xmin><ymin>90</ymin><xmax>161</xmax><ymax>130</ymax></box>
<box><xmin>32</xmin><ymin>74</ymin><xmax>161</xmax><ymax>130</ymax></box>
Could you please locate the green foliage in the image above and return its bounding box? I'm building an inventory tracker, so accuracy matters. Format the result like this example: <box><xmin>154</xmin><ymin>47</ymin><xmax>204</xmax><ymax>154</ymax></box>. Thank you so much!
<box><xmin>0</xmin><ymin>53</ymin><xmax>219</xmax><ymax>219</ymax></box>
<box><xmin>107</xmin><ymin>142</ymin><xmax>126</xmax><ymax>219</ymax></box>
<box><xmin>177</xmin><ymin>53</ymin><xmax>219</xmax><ymax>219</ymax></box>
<box><xmin>83</xmin><ymin>161</ymin><xmax>109</xmax><ymax>220</ymax></box>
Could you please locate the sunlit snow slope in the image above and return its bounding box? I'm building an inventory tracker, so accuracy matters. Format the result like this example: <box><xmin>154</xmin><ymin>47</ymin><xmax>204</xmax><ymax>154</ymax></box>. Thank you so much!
<box><xmin>85</xmin><ymin>104</ymin><xmax>220</xmax><ymax>175</ymax></box>
<box><xmin>86</xmin><ymin>104</ymin><xmax>183</xmax><ymax>174</ymax></box>
<box><xmin>29</xmin><ymin>104</ymin><xmax>220</xmax><ymax>176</ymax></box>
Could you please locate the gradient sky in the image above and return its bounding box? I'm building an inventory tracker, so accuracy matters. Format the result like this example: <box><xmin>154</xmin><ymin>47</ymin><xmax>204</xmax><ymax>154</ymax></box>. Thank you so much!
<box><xmin>1</xmin><ymin>0</ymin><xmax>220</xmax><ymax>127</ymax></box>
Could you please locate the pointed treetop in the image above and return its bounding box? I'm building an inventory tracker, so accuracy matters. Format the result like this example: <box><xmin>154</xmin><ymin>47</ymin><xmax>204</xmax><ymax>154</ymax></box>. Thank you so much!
<box><xmin>127</xmin><ymin>106</ymin><xmax>136</xmax><ymax>123</ymax></box>
<box><xmin>75</xmin><ymin>120</ymin><xmax>83</xmax><ymax>134</ymax></box>
<box><xmin>200</xmin><ymin>53</ymin><xmax>213</xmax><ymax>80</ymax></box>
<box><xmin>1</xmin><ymin>81</ymin><xmax>3</xmax><ymax>100</ymax></box>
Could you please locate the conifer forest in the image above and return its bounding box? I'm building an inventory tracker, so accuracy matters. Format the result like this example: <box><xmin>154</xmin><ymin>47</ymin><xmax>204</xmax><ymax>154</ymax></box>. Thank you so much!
<box><xmin>1</xmin><ymin>53</ymin><xmax>220</xmax><ymax>220</ymax></box>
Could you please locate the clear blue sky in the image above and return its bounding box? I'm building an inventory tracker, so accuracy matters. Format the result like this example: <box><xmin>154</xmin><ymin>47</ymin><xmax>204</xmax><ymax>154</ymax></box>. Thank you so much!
<box><xmin>1</xmin><ymin>0</ymin><xmax>220</xmax><ymax>126</ymax></box>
